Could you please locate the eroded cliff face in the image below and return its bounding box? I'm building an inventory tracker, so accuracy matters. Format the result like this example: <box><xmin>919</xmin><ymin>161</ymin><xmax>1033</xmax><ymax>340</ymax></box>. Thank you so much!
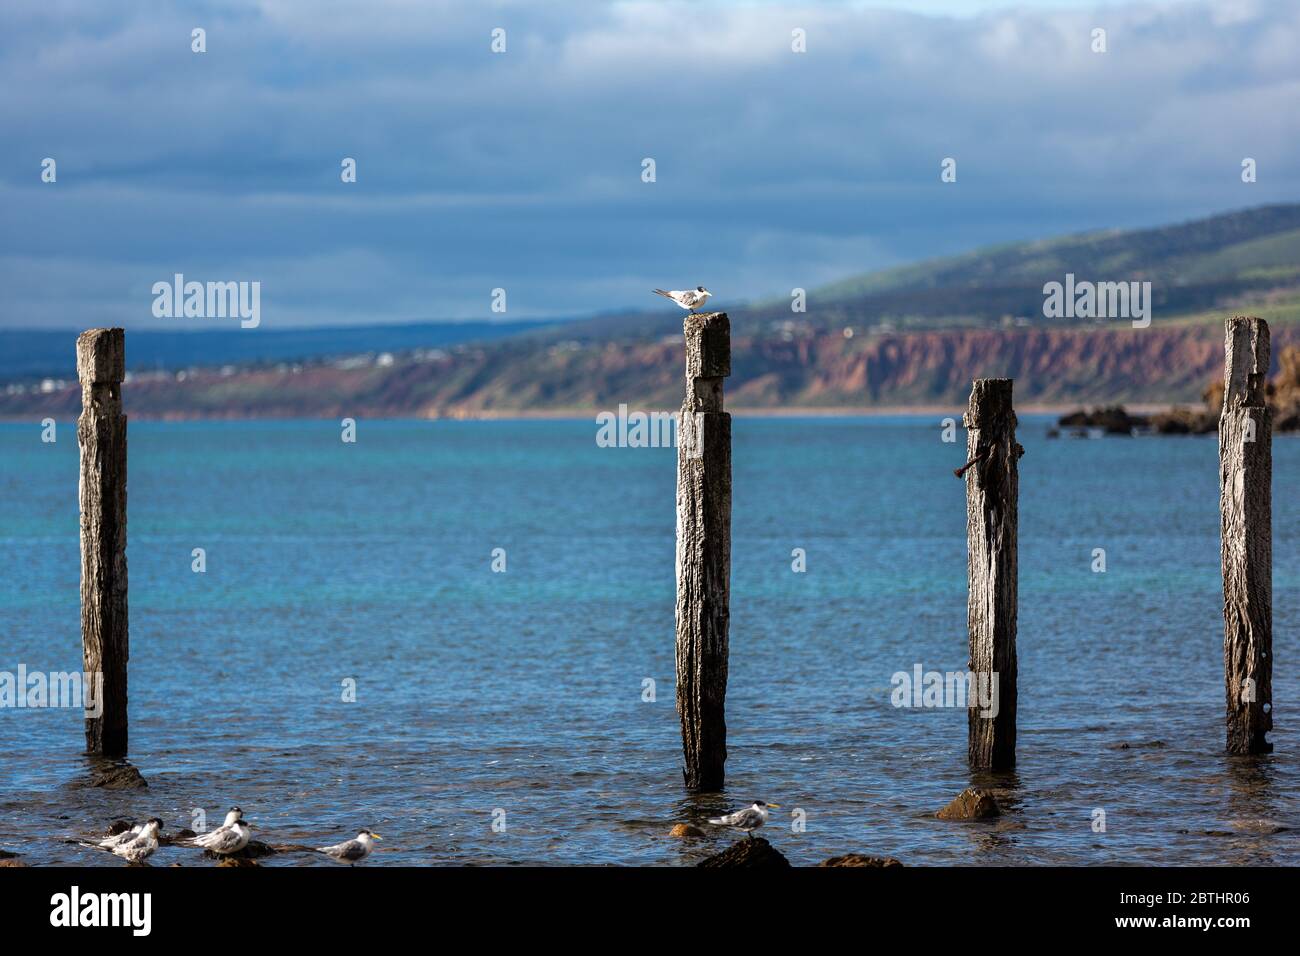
<box><xmin>728</xmin><ymin>324</ymin><xmax>1246</xmax><ymax>408</ymax></box>
<box><xmin>2</xmin><ymin>323</ymin><xmax>1295</xmax><ymax>419</ymax></box>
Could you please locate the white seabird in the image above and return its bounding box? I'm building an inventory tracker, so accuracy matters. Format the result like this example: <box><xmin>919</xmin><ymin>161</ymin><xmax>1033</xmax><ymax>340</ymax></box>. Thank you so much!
<box><xmin>192</xmin><ymin>806</ymin><xmax>253</xmax><ymax>856</ymax></box>
<box><xmin>317</xmin><ymin>830</ymin><xmax>381</xmax><ymax>866</ymax></box>
<box><xmin>708</xmin><ymin>801</ymin><xmax>780</xmax><ymax>838</ymax></box>
<box><xmin>94</xmin><ymin>823</ymin><xmax>145</xmax><ymax>850</ymax></box>
<box><xmin>654</xmin><ymin>287</ymin><xmax>713</xmax><ymax>313</ymax></box>
<box><xmin>113</xmin><ymin>818</ymin><xmax>163</xmax><ymax>863</ymax></box>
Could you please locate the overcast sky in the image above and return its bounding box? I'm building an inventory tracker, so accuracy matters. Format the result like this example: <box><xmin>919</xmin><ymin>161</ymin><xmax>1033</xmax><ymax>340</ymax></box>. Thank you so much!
<box><xmin>2</xmin><ymin>0</ymin><xmax>1296</xmax><ymax>329</ymax></box>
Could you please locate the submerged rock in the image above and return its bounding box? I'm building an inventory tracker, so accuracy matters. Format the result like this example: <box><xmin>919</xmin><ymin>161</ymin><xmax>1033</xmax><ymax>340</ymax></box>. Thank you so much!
<box><xmin>698</xmin><ymin>836</ymin><xmax>791</xmax><ymax>869</ymax></box>
<box><xmin>936</xmin><ymin>787</ymin><xmax>1001</xmax><ymax>820</ymax></box>
<box><xmin>1109</xmin><ymin>739</ymin><xmax>1166</xmax><ymax>750</ymax></box>
<box><xmin>668</xmin><ymin>823</ymin><xmax>706</xmax><ymax>838</ymax></box>
<box><xmin>159</xmin><ymin>828</ymin><xmax>196</xmax><ymax>847</ymax></box>
<box><xmin>74</xmin><ymin>763</ymin><xmax>148</xmax><ymax>791</ymax></box>
<box><xmin>819</xmin><ymin>854</ymin><xmax>903</xmax><ymax>867</ymax></box>
<box><xmin>203</xmin><ymin>839</ymin><xmax>277</xmax><ymax>861</ymax></box>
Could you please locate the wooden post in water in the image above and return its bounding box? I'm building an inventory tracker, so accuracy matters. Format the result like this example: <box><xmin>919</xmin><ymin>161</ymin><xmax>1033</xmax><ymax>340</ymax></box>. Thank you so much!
<box><xmin>77</xmin><ymin>328</ymin><xmax>129</xmax><ymax>757</ymax></box>
<box><xmin>1219</xmin><ymin>316</ymin><xmax>1272</xmax><ymax>755</ymax></box>
<box><xmin>961</xmin><ymin>378</ymin><xmax>1021</xmax><ymax>770</ymax></box>
<box><xmin>675</xmin><ymin>311</ymin><xmax>731</xmax><ymax>791</ymax></box>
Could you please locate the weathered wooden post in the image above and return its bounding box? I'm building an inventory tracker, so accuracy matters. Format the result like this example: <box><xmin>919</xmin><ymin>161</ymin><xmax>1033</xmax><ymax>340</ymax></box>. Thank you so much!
<box><xmin>77</xmin><ymin>328</ymin><xmax>129</xmax><ymax>757</ymax></box>
<box><xmin>675</xmin><ymin>311</ymin><xmax>731</xmax><ymax>791</ymax></box>
<box><xmin>1219</xmin><ymin>316</ymin><xmax>1272</xmax><ymax>755</ymax></box>
<box><xmin>960</xmin><ymin>379</ymin><xmax>1021</xmax><ymax>770</ymax></box>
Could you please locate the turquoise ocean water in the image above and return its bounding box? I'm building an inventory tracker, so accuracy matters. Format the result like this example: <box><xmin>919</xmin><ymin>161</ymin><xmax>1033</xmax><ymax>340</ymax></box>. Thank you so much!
<box><xmin>1</xmin><ymin>417</ymin><xmax>1297</xmax><ymax>865</ymax></box>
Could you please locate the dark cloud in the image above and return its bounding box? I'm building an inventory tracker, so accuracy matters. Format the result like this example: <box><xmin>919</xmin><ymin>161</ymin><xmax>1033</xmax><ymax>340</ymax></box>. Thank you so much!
<box><xmin>1</xmin><ymin>0</ymin><xmax>1295</xmax><ymax>328</ymax></box>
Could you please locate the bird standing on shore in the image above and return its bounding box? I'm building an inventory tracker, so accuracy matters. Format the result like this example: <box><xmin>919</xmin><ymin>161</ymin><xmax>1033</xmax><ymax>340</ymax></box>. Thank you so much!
<box><xmin>654</xmin><ymin>287</ymin><xmax>713</xmax><ymax>313</ymax></box>
<box><xmin>317</xmin><ymin>830</ymin><xmax>381</xmax><ymax>866</ymax></box>
<box><xmin>113</xmin><ymin>818</ymin><xmax>163</xmax><ymax>863</ymax></box>
<box><xmin>192</xmin><ymin>806</ymin><xmax>253</xmax><ymax>856</ymax></box>
<box><xmin>708</xmin><ymin>801</ymin><xmax>779</xmax><ymax>839</ymax></box>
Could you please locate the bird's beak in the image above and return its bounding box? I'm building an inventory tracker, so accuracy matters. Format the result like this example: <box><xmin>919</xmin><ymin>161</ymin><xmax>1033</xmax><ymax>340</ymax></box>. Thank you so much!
<box><xmin>372</xmin><ymin>833</ymin><xmax>383</xmax><ymax>840</ymax></box>
<box><xmin>768</xmin><ymin>803</ymin><xmax>780</xmax><ymax>809</ymax></box>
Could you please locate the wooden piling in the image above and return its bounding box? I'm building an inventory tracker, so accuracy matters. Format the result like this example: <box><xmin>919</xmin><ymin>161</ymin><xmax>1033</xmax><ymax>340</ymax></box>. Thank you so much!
<box><xmin>77</xmin><ymin>328</ymin><xmax>128</xmax><ymax>757</ymax></box>
<box><xmin>962</xmin><ymin>379</ymin><xmax>1021</xmax><ymax>770</ymax></box>
<box><xmin>1219</xmin><ymin>316</ymin><xmax>1272</xmax><ymax>755</ymax></box>
<box><xmin>675</xmin><ymin>311</ymin><xmax>731</xmax><ymax>791</ymax></box>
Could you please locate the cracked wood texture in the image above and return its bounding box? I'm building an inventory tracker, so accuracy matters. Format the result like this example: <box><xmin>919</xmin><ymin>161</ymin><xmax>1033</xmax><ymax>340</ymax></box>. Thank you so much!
<box><xmin>675</xmin><ymin>312</ymin><xmax>731</xmax><ymax>791</ymax></box>
<box><xmin>963</xmin><ymin>378</ymin><xmax>1021</xmax><ymax>770</ymax></box>
<box><xmin>1219</xmin><ymin>316</ymin><xmax>1272</xmax><ymax>754</ymax></box>
<box><xmin>78</xmin><ymin>328</ymin><xmax>129</xmax><ymax>757</ymax></box>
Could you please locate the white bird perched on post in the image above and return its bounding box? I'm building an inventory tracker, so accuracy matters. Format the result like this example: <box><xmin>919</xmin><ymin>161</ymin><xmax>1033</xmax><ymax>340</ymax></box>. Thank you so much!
<box><xmin>191</xmin><ymin>806</ymin><xmax>253</xmax><ymax>856</ymax></box>
<box><xmin>112</xmin><ymin>818</ymin><xmax>163</xmax><ymax>863</ymax></box>
<box><xmin>708</xmin><ymin>801</ymin><xmax>780</xmax><ymax>839</ymax></box>
<box><xmin>654</xmin><ymin>287</ymin><xmax>713</xmax><ymax>313</ymax></box>
<box><xmin>317</xmin><ymin>829</ymin><xmax>382</xmax><ymax>866</ymax></box>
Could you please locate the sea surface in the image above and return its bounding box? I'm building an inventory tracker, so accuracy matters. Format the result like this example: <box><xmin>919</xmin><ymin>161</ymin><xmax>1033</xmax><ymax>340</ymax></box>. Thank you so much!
<box><xmin>1</xmin><ymin>416</ymin><xmax>1297</xmax><ymax>866</ymax></box>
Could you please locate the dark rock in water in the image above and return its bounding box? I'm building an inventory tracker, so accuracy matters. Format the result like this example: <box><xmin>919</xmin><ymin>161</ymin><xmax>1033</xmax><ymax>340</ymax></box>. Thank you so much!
<box><xmin>217</xmin><ymin>856</ymin><xmax>259</xmax><ymax>867</ymax></box>
<box><xmin>0</xmin><ymin>858</ymin><xmax>28</xmax><ymax>868</ymax></box>
<box><xmin>159</xmin><ymin>828</ymin><xmax>196</xmax><ymax>847</ymax></box>
<box><xmin>1057</xmin><ymin>405</ymin><xmax>1148</xmax><ymax>435</ymax></box>
<box><xmin>74</xmin><ymin>763</ymin><xmax>148</xmax><ymax>790</ymax></box>
<box><xmin>1109</xmin><ymin>739</ymin><xmax>1166</xmax><ymax>750</ymax></box>
<box><xmin>668</xmin><ymin>823</ymin><xmax>707</xmax><ymax>838</ymax></box>
<box><xmin>819</xmin><ymin>853</ymin><xmax>903</xmax><ymax>867</ymax></box>
<box><xmin>203</xmin><ymin>840</ymin><xmax>276</xmax><ymax>861</ymax></box>
<box><xmin>936</xmin><ymin>787</ymin><xmax>1001</xmax><ymax>820</ymax></box>
<box><xmin>1100</xmin><ymin>346</ymin><xmax>1300</xmax><ymax>438</ymax></box>
<box><xmin>698</xmin><ymin>836</ymin><xmax>791</xmax><ymax>869</ymax></box>
<box><xmin>0</xmin><ymin>849</ymin><xmax>21</xmax><ymax>860</ymax></box>
<box><xmin>1150</xmin><ymin>407</ymin><xmax>1216</xmax><ymax>434</ymax></box>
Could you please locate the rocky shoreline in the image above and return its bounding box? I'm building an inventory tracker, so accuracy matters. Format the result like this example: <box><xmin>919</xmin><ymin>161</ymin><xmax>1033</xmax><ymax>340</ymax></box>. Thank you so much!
<box><xmin>8</xmin><ymin>785</ymin><xmax>1011</xmax><ymax>868</ymax></box>
<box><xmin>1053</xmin><ymin>343</ymin><xmax>1300</xmax><ymax>436</ymax></box>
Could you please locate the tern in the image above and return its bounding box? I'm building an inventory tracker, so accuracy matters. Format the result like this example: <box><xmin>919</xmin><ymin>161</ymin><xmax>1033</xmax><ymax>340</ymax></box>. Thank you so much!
<box><xmin>112</xmin><ymin>818</ymin><xmax>163</xmax><ymax>863</ymax></box>
<box><xmin>708</xmin><ymin>801</ymin><xmax>780</xmax><ymax>839</ymax></box>
<box><xmin>654</xmin><ymin>287</ymin><xmax>713</xmax><ymax>313</ymax></box>
<box><xmin>317</xmin><ymin>830</ymin><xmax>382</xmax><ymax>866</ymax></box>
<box><xmin>93</xmin><ymin>821</ymin><xmax>150</xmax><ymax>850</ymax></box>
<box><xmin>192</xmin><ymin>807</ymin><xmax>253</xmax><ymax>856</ymax></box>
